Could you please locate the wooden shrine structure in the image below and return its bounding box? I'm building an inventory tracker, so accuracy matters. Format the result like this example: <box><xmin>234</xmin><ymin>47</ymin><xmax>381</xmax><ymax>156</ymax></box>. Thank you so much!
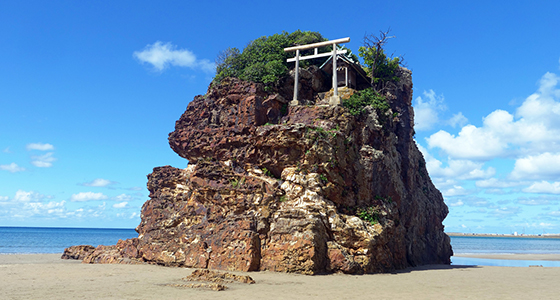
<box><xmin>284</xmin><ymin>37</ymin><xmax>350</xmax><ymax>105</ymax></box>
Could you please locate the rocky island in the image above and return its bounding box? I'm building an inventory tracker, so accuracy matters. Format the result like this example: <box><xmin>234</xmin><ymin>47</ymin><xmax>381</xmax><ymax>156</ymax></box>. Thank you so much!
<box><xmin>63</xmin><ymin>31</ymin><xmax>453</xmax><ymax>274</ymax></box>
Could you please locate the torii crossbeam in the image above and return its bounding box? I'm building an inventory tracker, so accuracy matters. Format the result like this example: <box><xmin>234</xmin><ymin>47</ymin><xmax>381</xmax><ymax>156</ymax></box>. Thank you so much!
<box><xmin>284</xmin><ymin>37</ymin><xmax>350</xmax><ymax>105</ymax></box>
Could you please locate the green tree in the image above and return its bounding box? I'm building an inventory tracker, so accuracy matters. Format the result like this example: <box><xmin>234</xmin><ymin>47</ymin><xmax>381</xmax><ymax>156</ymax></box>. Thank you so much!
<box><xmin>359</xmin><ymin>29</ymin><xmax>402</xmax><ymax>91</ymax></box>
<box><xmin>213</xmin><ymin>30</ymin><xmax>329</xmax><ymax>87</ymax></box>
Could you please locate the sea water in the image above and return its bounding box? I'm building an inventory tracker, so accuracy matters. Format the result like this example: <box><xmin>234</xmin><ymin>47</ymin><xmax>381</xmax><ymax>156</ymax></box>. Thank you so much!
<box><xmin>450</xmin><ymin>235</ymin><xmax>560</xmax><ymax>267</ymax></box>
<box><xmin>2</xmin><ymin>227</ymin><xmax>559</xmax><ymax>267</ymax></box>
<box><xmin>0</xmin><ymin>226</ymin><xmax>137</xmax><ymax>254</ymax></box>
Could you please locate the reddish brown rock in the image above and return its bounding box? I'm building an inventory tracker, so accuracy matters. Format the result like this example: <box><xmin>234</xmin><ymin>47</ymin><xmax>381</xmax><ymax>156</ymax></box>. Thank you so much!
<box><xmin>61</xmin><ymin>245</ymin><xmax>95</xmax><ymax>260</ymax></box>
<box><xmin>64</xmin><ymin>67</ymin><xmax>452</xmax><ymax>274</ymax></box>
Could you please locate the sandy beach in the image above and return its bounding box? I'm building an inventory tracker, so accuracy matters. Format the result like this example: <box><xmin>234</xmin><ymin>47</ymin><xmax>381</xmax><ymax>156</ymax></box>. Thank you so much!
<box><xmin>2</xmin><ymin>254</ymin><xmax>560</xmax><ymax>300</ymax></box>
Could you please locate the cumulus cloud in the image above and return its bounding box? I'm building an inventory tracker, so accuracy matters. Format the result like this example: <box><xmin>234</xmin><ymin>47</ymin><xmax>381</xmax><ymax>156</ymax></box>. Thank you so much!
<box><xmin>516</xmin><ymin>198</ymin><xmax>550</xmax><ymax>205</ymax></box>
<box><xmin>522</xmin><ymin>181</ymin><xmax>560</xmax><ymax>194</ymax></box>
<box><xmin>26</xmin><ymin>143</ymin><xmax>54</xmax><ymax>151</ymax></box>
<box><xmin>447</xmin><ymin>112</ymin><xmax>468</xmax><ymax>128</ymax></box>
<box><xmin>14</xmin><ymin>190</ymin><xmax>45</xmax><ymax>202</ymax></box>
<box><xmin>442</xmin><ymin>185</ymin><xmax>471</xmax><ymax>197</ymax></box>
<box><xmin>133</xmin><ymin>41</ymin><xmax>215</xmax><ymax>73</ymax></box>
<box><xmin>516</xmin><ymin>72</ymin><xmax>560</xmax><ymax>129</ymax></box>
<box><xmin>447</xmin><ymin>199</ymin><xmax>464</xmax><ymax>207</ymax></box>
<box><xmin>488</xmin><ymin>206</ymin><xmax>521</xmax><ymax>218</ymax></box>
<box><xmin>114</xmin><ymin>194</ymin><xmax>132</xmax><ymax>201</ymax></box>
<box><xmin>510</xmin><ymin>152</ymin><xmax>560</xmax><ymax>180</ymax></box>
<box><xmin>413</xmin><ymin>90</ymin><xmax>445</xmax><ymax>131</ymax></box>
<box><xmin>475</xmin><ymin>178</ymin><xmax>522</xmax><ymax>188</ymax></box>
<box><xmin>23</xmin><ymin>200</ymin><xmax>66</xmax><ymax>216</ymax></box>
<box><xmin>549</xmin><ymin>211</ymin><xmax>560</xmax><ymax>217</ymax></box>
<box><xmin>0</xmin><ymin>162</ymin><xmax>25</xmax><ymax>173</ymax></box>
<box><xmin>112</xmin><ymin>201</ymin><xmax>128</xmax><ymax>208</ymax></box>
<box><xmin>418</xmin><ymin>144</ymin><xmax>495</xmax><ymax>181</ymax></box>
<box><xmin>426</xmin><ymin>72</ymin><xmax>560</xmax><ymax>161</ymax></box>
<box><xmin>70</xmin><ymin>192</ymin><xmax>108</xmax><ymax>202</ymax></box>
<box><xmin>117</xmin><ymin>212</ymin><xmax>138</xmax><ymax>219</ymax></box>
<box><xmin>31</xmin><ymin>152</ymin><xmax>56</xmax><ymax>167</ymax></box>
<box><xmin>81</xmin><ymin>178</ymin><xmax>115</xmax><ymax>187</ymax></box>
<box><xmin>426</xmin><ymin>116</ymin><xmax>508</xmax><ymax>160</ymax></box>
<box><xmin>460</xmin><ymin>197</ymin><xmax>492</xmax><ymax>207</ymax></box>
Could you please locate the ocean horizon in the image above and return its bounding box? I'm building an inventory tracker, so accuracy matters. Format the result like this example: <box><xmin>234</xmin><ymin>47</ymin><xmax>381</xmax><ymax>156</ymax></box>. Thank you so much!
<box><xmin>0</xmin><ymin>226</ymin><xmax>137</xmax><ymax>255</ymax></box>
<box><xmin>2</xmin><ymin>226</ymin><xmax>559</xmax><ymax>267</ymax></box>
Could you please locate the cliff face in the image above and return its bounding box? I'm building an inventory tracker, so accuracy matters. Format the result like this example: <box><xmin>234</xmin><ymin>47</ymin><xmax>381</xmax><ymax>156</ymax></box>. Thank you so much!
<box><xmin>64</xmin><ymin>68</ymin><xmax>452</xmax><ymax>274</ymax></box>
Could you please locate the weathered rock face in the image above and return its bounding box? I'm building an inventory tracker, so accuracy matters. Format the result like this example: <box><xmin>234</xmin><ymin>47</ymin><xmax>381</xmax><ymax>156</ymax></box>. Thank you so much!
<box><xmin>66</xmin><ymin>67</ymin><xmax>452</xmax><ymax>274</ymax></box>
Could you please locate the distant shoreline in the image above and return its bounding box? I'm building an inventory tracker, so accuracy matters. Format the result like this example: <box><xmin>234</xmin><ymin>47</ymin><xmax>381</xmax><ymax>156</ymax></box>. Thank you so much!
<box><xmin>447</xmin><ymin>232</ymin><xmax>560</xmax><ymax>239</ymax></box>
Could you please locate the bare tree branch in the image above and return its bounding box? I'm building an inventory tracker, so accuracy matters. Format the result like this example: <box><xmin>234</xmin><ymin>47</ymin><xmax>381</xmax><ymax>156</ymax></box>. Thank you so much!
<box><xmin>363</xmin><ymin>28</ymin><xmax>396</xmax><ymax>87</ymax></box>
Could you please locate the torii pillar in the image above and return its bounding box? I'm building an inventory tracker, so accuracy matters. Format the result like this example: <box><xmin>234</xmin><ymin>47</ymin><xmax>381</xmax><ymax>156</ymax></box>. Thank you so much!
<box><xmin>284</xmin><ymin>37</ymin><xmax>350</xmax><ymax>106</ymax></box>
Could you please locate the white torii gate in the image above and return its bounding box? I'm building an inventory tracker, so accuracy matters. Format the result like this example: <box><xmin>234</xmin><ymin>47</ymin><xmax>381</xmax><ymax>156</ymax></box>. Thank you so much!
<box><xmin>284</xmin><ymin>37</ymin><xmax>350</xmax><ymax>106</ymax></box>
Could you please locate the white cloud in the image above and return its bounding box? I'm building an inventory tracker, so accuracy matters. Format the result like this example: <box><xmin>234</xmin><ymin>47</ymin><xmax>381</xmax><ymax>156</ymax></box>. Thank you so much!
<box><xmin>418</xmin><ymin>144</ymin><xmax>494</xmax><ymax>180</ymax></box>
<box><xmin>426</xmin><ymin>72</ymin><xmax>560</xmax><ymax>161</ymax></box>
<box><xmin>112</xmin><ymin>201</ymin><xmax>128</xmax><ymax>208</ymax></box>
<box><xmin>14</xmin><ymin>190</ymin><xmax>45</xmax><ymax>202</ymax></box>
<box><xmin>114</xmin><ymin>194</ymin><xmax>132</xmax><ymax>201</ymax></box>
<box><xmin>133</xmin><ymin>41</ymin><xmax>215</xmax><ymax>73</ymax></box>
<box><xmin>413</xmin><ymin>90</ymin><xmax>445</xmax><ymax>131</ymax></box>
<box><xmin>413</xmin><ymin>90</ymin><xmax>467</xmax><ymax>131</ymax></box>
<box><xmin>31</xmin><ymin>152</ymin><xmax>56</xmax><ymax>167</ymax></box>
<box><xmin>3</xmin><ymin>147</ymin><xmax>11</xmax><ymax>153</ymax></box>
<box><xmin>117</xmin><ymin>212</ymin><xmax>138</xmax><ymax>219</ymax></box>
<box><xmin>427</xmin><ymin>120</ymin><xmax>507</xmax><ymax>161</ymax></box>
<box><xmin>511</xmin><ymin>153</ymin><xmax>560</xmax><ymax>180</ymax></box>
<box><xmin>70</xmin><ymin>192</ymin><xmax>108</xmax><ymax>202</ymax></box>
<box><xmin>461</xmin><ymin>197</ymin><xmax>491</xmax><ymax>207</ymax></box>
<box><xmin>446</xmin><ymin>112</ymin><xmax>468</xmax><ymax>128</ymax></box>
<box><xmin>475</xmin><ymin>178</ymin><xmax>521</xmax><ymax>188</ymax></box>
<box><xmin>81</xmin><ymin>178</ymin><xmax>115</xmax><ymax>187</ymax></box>
<box><xmin>447</xmin><ymin>199</ymin><xmax>464</xmax><ymax>207</ymax></box>
<box><xmin>0</xmin><ymin>162</ymin><xmax>25</xmax><ymax>173</ymax></box>
<box><xmin>26</xmin><ymin>143</ymin><xmax>54</xmax><ymax>151</ymax></box>
<box><xmin>549</xmin><ymin>211</ymin><xmax>560</xmax><ymax>217</ymax></box>
<box><xmin>489</xmin><ymin>206</ymin><xmax>521</xmax><ymax>217</ymax></box>
<box><xmin>23</xmin><ymin>200</ymin><xmax>66</xmax><ymax>216</ymax></box>
<box><xmin>516</xmin><ymin>198</ymin><xmax>550</xmax><ymax>205</ymax></box>
<box><xmin>522</xmin><ymin>181</ymin><xmax>560</xmax><ymax>194</ymax></box>
<box><xmin>442</xmin><ymin>185</ymin><xmax>471</xmax><ymax>197</ymax></box>
<box><xmin>516</xmin><ymin>72</ymin><xmax>560</xmax><ymax>129</ymax></box>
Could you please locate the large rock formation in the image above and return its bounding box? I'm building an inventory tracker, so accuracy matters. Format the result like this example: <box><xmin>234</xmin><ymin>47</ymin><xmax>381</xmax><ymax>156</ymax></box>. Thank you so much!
<box><xmin>64</xmin><ymin>67</ymin><xmax>452</xmax><ymax>274</ymax></box>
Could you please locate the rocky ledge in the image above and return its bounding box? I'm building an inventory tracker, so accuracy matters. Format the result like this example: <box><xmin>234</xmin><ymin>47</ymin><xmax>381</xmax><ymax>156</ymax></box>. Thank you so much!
<box><xmin>63</xmin><ymin>67</ymin><xmax>452</xmax><ymax>274</ymax></box>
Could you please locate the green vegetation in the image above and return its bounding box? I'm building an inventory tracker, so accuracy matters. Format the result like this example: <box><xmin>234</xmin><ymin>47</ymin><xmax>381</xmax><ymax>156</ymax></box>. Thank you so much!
<box><xmin>374</xmin><ymin>195</ymin><xmax>393</xmax><ymax>204</ymax></box>
<box><xmin>359</xmin><ymin>29</ymin><xmax>402</xmax><ymax>89</ymax></box>
<box><xmin>319</xmin><ymin>173</ymin><xmax>328</xmax><ymax>183</ymax></box>
<box><xmin>230</xmin><ymin>177</ymin><xmax>245</xmax><ymax>188</ymax></box>
<box><xmin>214</xmin><ymin>30</ymin><xmax>329</xmax><ymax>86</ymax></box>
<box><xmin>261</xmin><ymin>167</ymin><xmax>274</xmax><ymax>178</ymax></box>
<box><xmin>359</xmin><ymin>46</ymin><xmax>401</xmax><ymax>86</ymax></box>
<box><xmin>343</xmin><ymin>88</ymin><xmax>390</xmax><ymax>116</ymax></box>
<box><xmin>356</xmin><ymin>206</ymin><xmax>380</xmax><ymax>225</ymax></box>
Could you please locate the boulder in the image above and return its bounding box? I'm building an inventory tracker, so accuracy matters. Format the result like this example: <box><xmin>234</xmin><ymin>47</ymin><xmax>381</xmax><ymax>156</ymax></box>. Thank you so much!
<box><xmin>63</xmin><ymin>67</ymin><xmax>452</xmax><ymax>274</ymax></box>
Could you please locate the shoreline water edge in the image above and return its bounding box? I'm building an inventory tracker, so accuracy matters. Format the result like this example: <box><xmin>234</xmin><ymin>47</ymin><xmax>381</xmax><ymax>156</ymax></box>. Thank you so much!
<box><xmin>1</xmin><ymin>253</ymin><xmax>560</xmax><ymax>299</ymax></box>
<box><xmin>2</xmin><ymin>228</ymin><xmax>560</xmax><ymax>298</ymax></box>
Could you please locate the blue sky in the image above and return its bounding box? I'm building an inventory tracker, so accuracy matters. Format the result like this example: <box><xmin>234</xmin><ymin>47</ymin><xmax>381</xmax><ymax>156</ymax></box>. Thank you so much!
<box><xmin>1</xmin><ymin>1</ymin><xmax>559</xmax><ymax>233</ymax></box>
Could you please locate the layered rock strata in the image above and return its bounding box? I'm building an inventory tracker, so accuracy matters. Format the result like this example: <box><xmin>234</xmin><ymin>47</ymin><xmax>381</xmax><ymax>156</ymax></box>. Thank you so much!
<box><xmin>64</xmin><ymin>67</ymin><xmax>452</xmax><ymax>274</ymax></box>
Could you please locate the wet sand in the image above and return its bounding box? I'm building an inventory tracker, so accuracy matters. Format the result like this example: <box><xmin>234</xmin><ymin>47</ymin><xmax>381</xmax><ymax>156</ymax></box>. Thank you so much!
<box><xmin>2</xmin><ymin>254</ymin><xmax>560</xmax><ymax>299</ymax></box>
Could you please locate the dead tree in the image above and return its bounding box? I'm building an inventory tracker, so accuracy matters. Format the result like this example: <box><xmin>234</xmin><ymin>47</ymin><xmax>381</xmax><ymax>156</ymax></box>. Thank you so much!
<box><xmin>362</xmin><ymin>29</ymin><xmax>396</xmax><ymax>91</ymax></box>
